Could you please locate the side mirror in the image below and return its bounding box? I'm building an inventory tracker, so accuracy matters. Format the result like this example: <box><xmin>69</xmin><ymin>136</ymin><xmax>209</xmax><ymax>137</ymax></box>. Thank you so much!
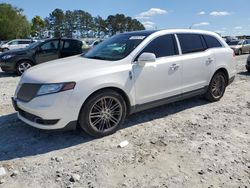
<box><xmin>137</xmin><ymin>52</ymin><xmax>156</xmax><ymax>66</ymax></box>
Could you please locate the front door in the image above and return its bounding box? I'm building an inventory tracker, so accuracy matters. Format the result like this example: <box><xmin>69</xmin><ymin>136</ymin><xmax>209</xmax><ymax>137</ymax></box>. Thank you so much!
<box><xmin>35</xmin><ymin>40</ymin><xmax>60</xmax><ymax>64</ymax></box>
<box><xmin>133</xmin><ymin>34</ymin><xmax>182</xmax><ymax>105</ymax></box>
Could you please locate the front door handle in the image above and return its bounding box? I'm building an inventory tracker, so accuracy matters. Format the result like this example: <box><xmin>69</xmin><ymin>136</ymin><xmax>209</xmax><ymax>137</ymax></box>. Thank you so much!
<box><xmin>170</xmin><ymin>64</ymin><xmax>180</xmax><ymax>70</ymax></box>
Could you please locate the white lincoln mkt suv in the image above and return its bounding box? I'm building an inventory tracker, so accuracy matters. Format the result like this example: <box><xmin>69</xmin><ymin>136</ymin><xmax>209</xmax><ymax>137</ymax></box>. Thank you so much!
<box><xmin>12</xmin><ymin>29</ymin><xmax>236</xmax><ymax>137</ymax></box>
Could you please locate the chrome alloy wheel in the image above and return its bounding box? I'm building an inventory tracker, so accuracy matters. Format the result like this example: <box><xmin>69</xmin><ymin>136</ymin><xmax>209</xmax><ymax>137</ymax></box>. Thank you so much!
<box><xmin>18</xmin><ymin>62</ymin><xmax>32</xmax><ymax>74</ymax></box>
<box><xmin>89</xmin><ymin>96</ymin><xmax>123</xmax><ymax>132</ymax></box>
<box><xmin>211</xmin><ymin>74</ymin><xmax>225</xmax><ymax>98</ymax></box>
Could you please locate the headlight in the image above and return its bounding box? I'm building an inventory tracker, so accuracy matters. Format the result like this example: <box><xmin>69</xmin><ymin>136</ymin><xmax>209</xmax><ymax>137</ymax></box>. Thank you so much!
<box><xmin>2</xmin><ymin>54</ymin><xmax>15</xmax><ymax>60</ymax></box>
<box><xmin>36</xmin><ymin>82</ymin><xmax>76</xmax><ymax>96</ymax></box>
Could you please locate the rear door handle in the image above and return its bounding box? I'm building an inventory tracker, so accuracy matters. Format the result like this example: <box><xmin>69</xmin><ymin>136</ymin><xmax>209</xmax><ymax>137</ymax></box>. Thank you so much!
<box><xmin>170</xmin><ymin>64</ymin><xmax>180</xmax><ymax>70</ymax></box>
<box><xmin>206</xmin><ymin>58</ymin><xmax>213</xmax><ymax>64</ymax></box>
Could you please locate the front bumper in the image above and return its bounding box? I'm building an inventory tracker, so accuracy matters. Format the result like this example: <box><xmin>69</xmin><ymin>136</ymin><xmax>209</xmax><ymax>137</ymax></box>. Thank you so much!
<box><xmin>0</xmin><ymin>60</ymin><xmax>16</xmax><ymax>72</ymax></box>
<box><xmin>246</xmin><ymin>63</ymin><xmax>250</xmax><ymax>70</ymax></box>
<box><xmin>12</xmin><ymin>90</ymin><xmax>79</xmax><ymax>130</ymax></box>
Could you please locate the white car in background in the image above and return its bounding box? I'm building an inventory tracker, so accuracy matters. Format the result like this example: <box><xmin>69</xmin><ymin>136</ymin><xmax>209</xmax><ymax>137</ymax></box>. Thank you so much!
<box><xmin>0</xmin><ymin>39</ymin><xmax>33</xmax><ymax>52</ymax></box>
<box><xmin>12</xmin><ymin>29</ymin><xmax>236</xmax><ymax>137</ymax></box>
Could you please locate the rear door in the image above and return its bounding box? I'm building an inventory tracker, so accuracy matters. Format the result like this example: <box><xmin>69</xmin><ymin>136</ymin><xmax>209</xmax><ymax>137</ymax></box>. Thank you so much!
<box><xmin>177</xmin><ymin>33</ymin><xmax>214</xmax><ymax>93</ymax></box>
<box><xmin>35</xmin><ymin>40</ymin><xmax>60</xmax><ymax>64</ymax></box>
<box><xmin>60</xmin><ymin>40</ymin><xmax>83</xmax><ymax>58</ymax></box>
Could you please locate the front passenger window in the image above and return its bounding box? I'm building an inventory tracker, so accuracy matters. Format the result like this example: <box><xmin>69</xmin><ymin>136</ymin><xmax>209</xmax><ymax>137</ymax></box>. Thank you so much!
<box><xmin>140</xmin><ymin>34</ymin><xmax>178</xmax><ymax>58</ymax></box>
<box><xmin>40</xmin><ymin>40</ymin><xmax>59</xmax><ymax>51</ymax></box>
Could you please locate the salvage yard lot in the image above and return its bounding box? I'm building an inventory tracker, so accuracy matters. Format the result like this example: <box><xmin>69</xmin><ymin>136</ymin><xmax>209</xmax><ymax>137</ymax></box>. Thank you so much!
<box><xmin>0</xmin><ymin>55</ymin><xmax>249</xmax><ymax>188</ymax></box>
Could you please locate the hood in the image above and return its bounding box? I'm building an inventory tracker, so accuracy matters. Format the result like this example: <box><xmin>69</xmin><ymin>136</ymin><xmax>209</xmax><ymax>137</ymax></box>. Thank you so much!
<box><xmin>21</xmin><ymin>55</ymin><xmax>124</xmax><ymax>84</ymax></box>
<box><xmin>0</xmin><ymin>48</ymin><xmax>28</xmax><ymax>57</ymax></box>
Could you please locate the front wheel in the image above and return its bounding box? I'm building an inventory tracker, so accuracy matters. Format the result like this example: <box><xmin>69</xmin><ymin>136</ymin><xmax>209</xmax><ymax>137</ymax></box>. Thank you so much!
<box><xmin>79</xmin><ymin>89</ymin><xmax>127</xmax><ymax>137</ymax></box>
<box><xmin>16</xmin><ymin>60</ymin><xmax>33</xmax><ymax>75</ymax></box>
<box><xmin>205</xmin><ymin>72</ymin><xmax>227</xmax><ymax>102</ymax></box>
<box><xmin>238</xmin><ymin>49</ymin><xmax>242</xmax><ymax>56</ymax></box>
<box><xmin>2</xmin><ymin>48</ymin><xmax>9</xmax><ymax>52</ymax></box>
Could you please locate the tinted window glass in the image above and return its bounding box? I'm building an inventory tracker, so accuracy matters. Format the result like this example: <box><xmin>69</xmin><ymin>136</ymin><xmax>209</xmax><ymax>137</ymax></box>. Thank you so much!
<box><xmin>63</xmin><ymin>40</ymin><xmax>82</xmax><ymax>50</ymax></box>
<box><xmin>203</xmin><ymin>35</ymin><xmax>222</xmax><ymax>48</ymax></box>
<box><xmin>18</xmin><ymin>41</ymin><xmax>31</xmax><ymax>45</ymax></box>
<box><xmin>177</xmin><ymin>34</ymin><xmax>206</xmax><ymax>54</ymax></box>
<box><xmin>9</xmin><ymin>41</ymin><xmax>18</xmax><ymax>45</ymax></box>
<box><xmin>140</xmin><ymin>34</ymin><xmax>178</xmax><ymax>58</ymax></box>
<box><xmin>41</xmin><ymin>40</ymin><xmax>59</xmax><ymax>51</ymax></box>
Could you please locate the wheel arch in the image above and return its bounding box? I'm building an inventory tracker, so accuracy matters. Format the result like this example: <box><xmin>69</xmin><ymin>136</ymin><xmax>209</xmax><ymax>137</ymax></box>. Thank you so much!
<box><xmin>16</xmin><ymin>58</ymin><xmax>34</xmax><ymax>65</ymax></box>
<box><xmin>213</xmin><ymin>67</ymin><xmax>229</xmax><ymax>85</ymax></box>
<box><xmin>78</xmin><ymin>86</ymin><xmax>132</xmax><ymax>118</ymax></box>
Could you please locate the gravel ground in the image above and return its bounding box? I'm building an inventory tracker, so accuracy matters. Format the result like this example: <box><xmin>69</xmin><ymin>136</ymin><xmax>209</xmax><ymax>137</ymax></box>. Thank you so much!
<box><xmin>0</xmin><ymin>55</ymin><xmax>249</xmax><ymax>188</ymax></box>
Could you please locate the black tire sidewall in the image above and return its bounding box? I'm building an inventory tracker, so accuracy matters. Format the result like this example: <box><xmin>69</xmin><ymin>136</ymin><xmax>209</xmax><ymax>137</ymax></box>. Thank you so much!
<box><xmin>79</xmin><ymin>89</ymin><xmax>127</xmax><ymax>137</ymax></box>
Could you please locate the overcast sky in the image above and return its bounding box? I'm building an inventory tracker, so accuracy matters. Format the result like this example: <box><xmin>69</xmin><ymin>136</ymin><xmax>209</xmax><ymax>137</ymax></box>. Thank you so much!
<box><xmin>2</xmin><ymin>0</ymin><xmax>250</xmax><ymax>36</ymax></box>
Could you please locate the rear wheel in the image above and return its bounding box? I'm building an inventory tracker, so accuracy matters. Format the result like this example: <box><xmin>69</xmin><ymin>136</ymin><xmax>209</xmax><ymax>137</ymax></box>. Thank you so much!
<box><xmin>79</xmin><ymin>89</ymin><xmax>127</xmax><ymax>137</ymax></box>
<box><xmin>205</xmin><ymin>72</ymin><xmax>227</xmax><ymax>102</ymax></box>
<box><xmin>16</xmin><ymin>60</ymin><xmax>33</xmax><ymax>75</ymax></box>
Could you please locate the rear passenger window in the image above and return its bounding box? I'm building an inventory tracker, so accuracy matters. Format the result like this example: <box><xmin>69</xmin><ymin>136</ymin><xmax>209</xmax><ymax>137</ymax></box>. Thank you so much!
<box><xmin>203</xmin><ymin>35</ymin><xmax>222</xmax><ymax>48</ymax></box>
<box><xmin>63</xmin><ymin>40</ymin><xmax>82</xmax><ymax>50</ymax></box>
<box><xmin>140</xmin><ymin>34</ymin><xmax>178</xmax><ymax>58</ymax></box>
<box><xmin>19</xmin><ymin>41</ymin><xmax>31</xmax><ymax>45</ymax></box>
<box><xmin>177</xmin><ymin>34</ymin><xmax>206</xmax><ymax>54</ymax></box>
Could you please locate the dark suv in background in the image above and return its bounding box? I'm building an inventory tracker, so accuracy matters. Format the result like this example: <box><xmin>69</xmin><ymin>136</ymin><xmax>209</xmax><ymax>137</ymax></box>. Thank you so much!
<box><xmin>0</xmin><ymin>38</ymin><xmax>83</xmax><ymax>75</ymax></box>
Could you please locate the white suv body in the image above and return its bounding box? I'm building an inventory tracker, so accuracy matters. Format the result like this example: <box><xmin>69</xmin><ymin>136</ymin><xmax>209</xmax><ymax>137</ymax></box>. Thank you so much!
<box><xmin>0</xmin><ymin>39</ymin><xmax>32</xmax><ymax>52</ymax></box>
<box><xmin>13</xmin><ymin>29</ymin><xmax>236</xmax><ymax>137</ymax></box>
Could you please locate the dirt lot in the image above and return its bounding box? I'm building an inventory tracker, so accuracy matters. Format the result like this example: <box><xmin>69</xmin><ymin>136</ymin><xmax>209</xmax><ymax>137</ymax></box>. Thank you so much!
<box><xmin>0</xmin><ymin>55</ymin><xmax>249</xmax><ymax>188</ymax></box>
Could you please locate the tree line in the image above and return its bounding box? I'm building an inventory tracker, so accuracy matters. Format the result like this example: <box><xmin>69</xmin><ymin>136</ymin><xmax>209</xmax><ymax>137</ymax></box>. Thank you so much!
<box><xmin>0</xmin><ymin>3</ymin><xmax>145</xmax><ymax>40</ymax></box>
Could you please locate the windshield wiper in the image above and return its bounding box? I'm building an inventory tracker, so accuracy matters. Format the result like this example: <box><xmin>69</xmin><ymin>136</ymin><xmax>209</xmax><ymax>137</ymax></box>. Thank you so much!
<box><xmin>85</xmin><ymin>56</ymin><xmax>111</xmax><ymax>60</ymax></box>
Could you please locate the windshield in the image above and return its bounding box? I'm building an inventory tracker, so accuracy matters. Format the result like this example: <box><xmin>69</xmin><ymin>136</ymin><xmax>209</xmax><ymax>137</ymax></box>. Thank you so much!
<box><xmin>84</xmin><ymin>33</ymin><xmax>148</xmax><ymax>61</ymax></box>
<box><xmin>228</xmin><ymin>40</ymin><xmax>241</xmax><ymax>45</ymax></box>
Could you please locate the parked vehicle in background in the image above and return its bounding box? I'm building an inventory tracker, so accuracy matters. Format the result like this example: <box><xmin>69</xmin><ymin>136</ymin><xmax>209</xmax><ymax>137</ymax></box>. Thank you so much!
<box><xmin>87</xmin><ymin>39</ymin><xmax>104</xmax><ymax>51</ymax></box>
<box><xmin>81</xmin><ymin>40</ymin><xmax>90</xmax><ymax>54</ymax></box>
<box><xmin>0</xmin><ymin>38</ymin><xmax>83</xmax><ymax>75</ymax></box>
<box><xmin>246</xmin><ymin>55</ymin><xmax>250</xmax><ymax>72</ymax></box>
<box><xmin>0</xmin><ymin>39</ymin><xmax>34</xmax><ymax>52</ymax></box>
<box><xmin>228</xmin><ymin>39</ymin><xmax>250</xmax><ymax>55</ymax></box>
<box><xmin>12</xmin><ymin>29</ymin><xmax>236</xmax><ymax>137</ymax></box>
<box><xmin>0</xmin><ymin>40</ymin><xmax>8</xmax><ymax>47</ymax></box>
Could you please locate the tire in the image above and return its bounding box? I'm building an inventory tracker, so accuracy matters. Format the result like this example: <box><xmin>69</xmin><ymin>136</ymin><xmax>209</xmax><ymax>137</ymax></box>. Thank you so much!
<box><xmin>79</xmin><ymin>89</ymin><xmax>127</xmax><ymax>137</ymax></box>
<box><xmin>247</xmin><ymin>68</ymin><xmax>250</xmax><ymax>73</ymax></box>
<box><xmin>205</xmin><ymin>72</ymin><xmax>227</xmax><ymax>102</ymax></box>
<box><xmin>16</xmin><ymin>60</ymin><xmax>33</xmax><ymax>75</ymax></box>
<box><xmin>238</xmin><ymin>49</ymin><xmax>242</xmax><ymax>56</ymax></box>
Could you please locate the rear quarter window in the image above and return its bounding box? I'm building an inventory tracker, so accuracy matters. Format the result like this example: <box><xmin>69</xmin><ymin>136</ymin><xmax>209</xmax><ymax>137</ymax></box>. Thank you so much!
<box><xmin>203</xmin><ymin>35</ymin><xmax>223</xmax><ymax>48</ymax></box>
<box><xmin>177</xmin><ymin>34</ymin><xmax>206</xmax><ymax>54</ymax></box>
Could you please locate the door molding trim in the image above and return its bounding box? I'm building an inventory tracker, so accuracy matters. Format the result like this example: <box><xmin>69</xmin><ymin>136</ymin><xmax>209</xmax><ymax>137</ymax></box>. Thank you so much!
<box><xmin>130</xmin><ymin>86</ymin><xmax>208</xmax><ymax>114</ymax></box>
